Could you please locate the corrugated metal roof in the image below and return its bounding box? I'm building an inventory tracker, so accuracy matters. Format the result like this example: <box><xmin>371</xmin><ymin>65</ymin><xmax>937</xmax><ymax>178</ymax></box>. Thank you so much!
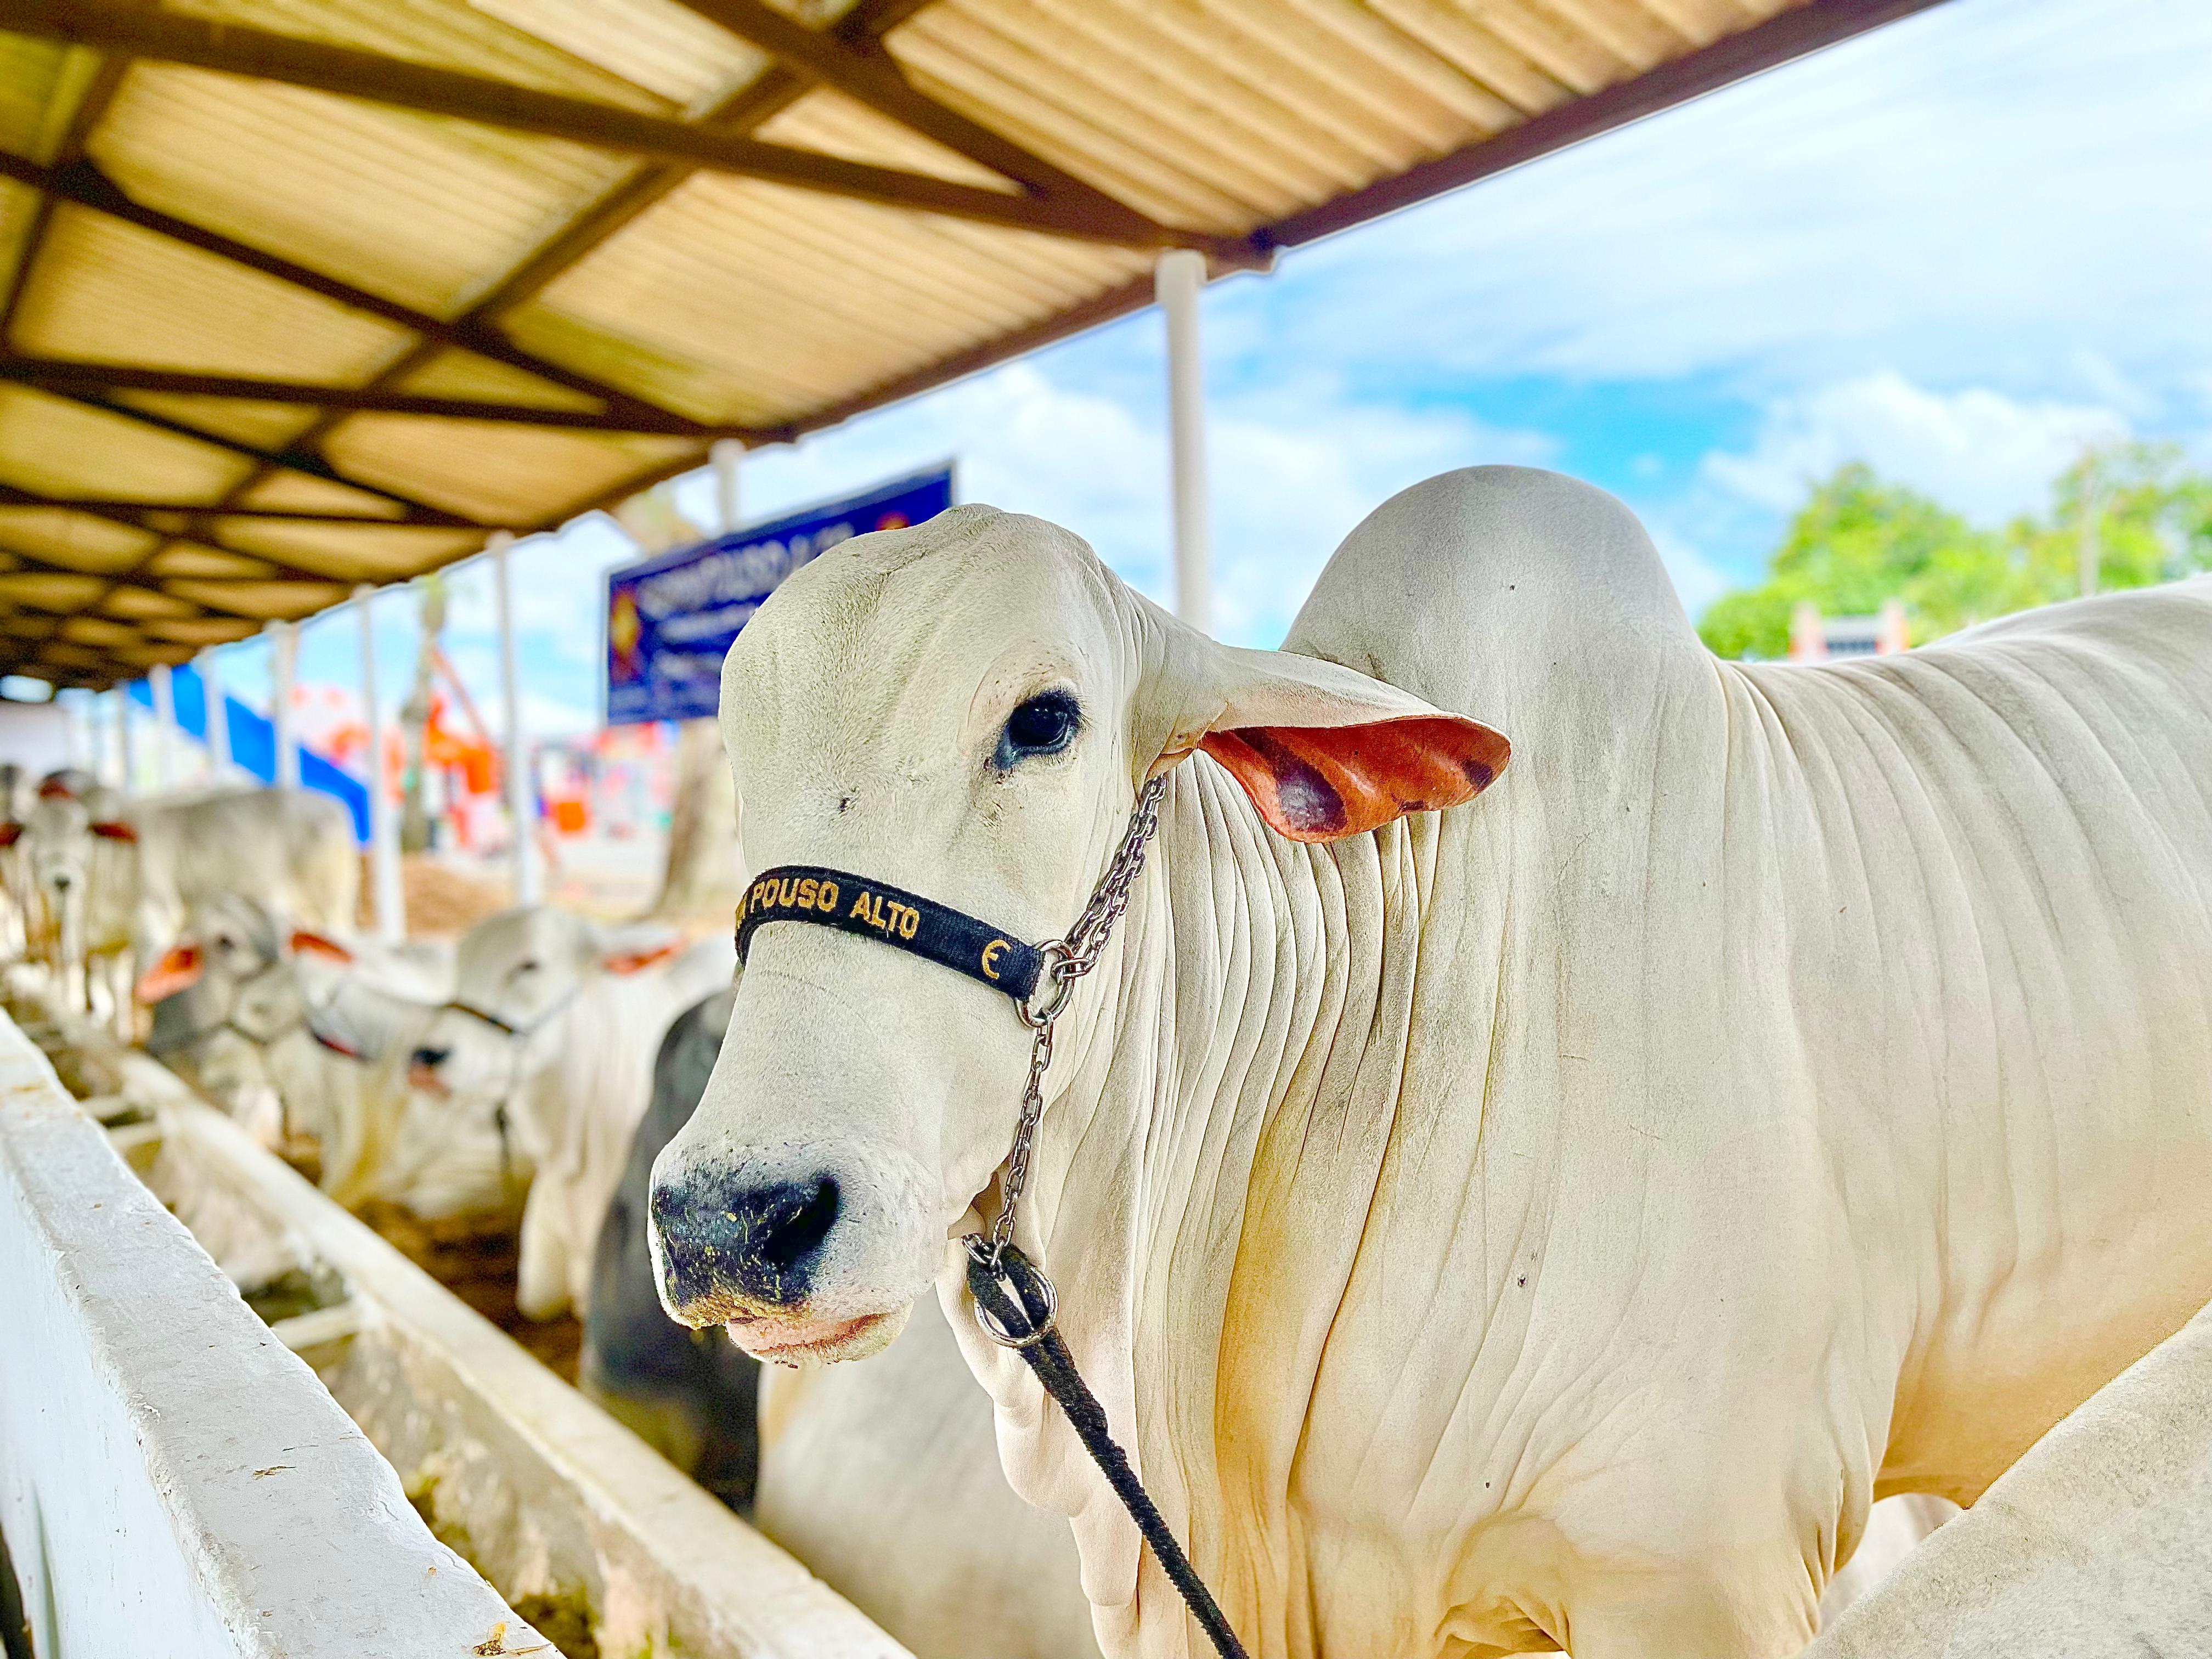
<box><xmin>0</xmin><ymin>0</ymin><xmax>1945</xmax><ymax>686</ymax></box>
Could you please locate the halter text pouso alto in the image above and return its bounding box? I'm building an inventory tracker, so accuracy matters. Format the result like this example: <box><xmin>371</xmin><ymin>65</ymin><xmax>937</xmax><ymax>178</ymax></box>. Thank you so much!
<box><xmin>733</xmin><ymin>774</ymin><xmax>1251</xmax><ymax>1659</ymax></box>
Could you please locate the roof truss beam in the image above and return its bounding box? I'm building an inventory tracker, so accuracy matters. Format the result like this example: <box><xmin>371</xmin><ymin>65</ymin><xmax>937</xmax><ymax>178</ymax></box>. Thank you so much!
<box><xmin>0</xmin><ymin>482</ymin><xmax>464</xmax><ymax>528</ymax></box>
<box><xmin>0</xmin><ymin>0</ymin><xmax>1254</xmax><ymax>257</ymax></box>
<box><xmin>0</xmin><ymin>358</ymin><xmax>748</xmax><ymax>435</ymax></box>
<box><xmin>0</xmin><ymin>151</ymin><xmax>682</xmax><ymax>423</ymax></box>
<box><xmin>0</xmin><ymin>537</ymin><xmax>337</xmax><ymax>601</ymax></box>
<box><xmin>668</xmin><ymin>0</ymin><xmax>1196</xmax><ymax>243</ymax></box>
<box><xmin>21</xmin><ymin>380</ymin><xmax>487</xmax><ymax>526</ymax></box>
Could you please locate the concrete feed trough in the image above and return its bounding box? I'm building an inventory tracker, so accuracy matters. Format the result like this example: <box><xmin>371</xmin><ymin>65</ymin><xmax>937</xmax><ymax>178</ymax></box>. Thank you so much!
<box><xmin>0</xmin><ymin>991</ymin><xmax>907</xmax><ymax>1659</ymax></box>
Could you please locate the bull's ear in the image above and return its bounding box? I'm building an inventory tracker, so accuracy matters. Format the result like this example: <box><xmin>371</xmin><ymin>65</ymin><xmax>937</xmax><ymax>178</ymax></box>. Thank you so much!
<box><xmin>0</xmin><ymin>822</ymin><xmax>19</xmax><ymax>847</ymax></box>
<box><xmin>605</xmin><ymin>941</ymin><xmax>682</xmax><ymax>975</ymax></box>
<box><xmin>289</xmin><ymin>930</ymin><xmax>354</xmax><ymax>964</ymax></box>
<box><xmin>136</xmin><ymin>944</ymin><xmax>203</xmax><ymax>1003</ymax></box>
<box><xmin>1154</xmin><ymin>642</ymin><xmax>1508</xmax><ymax>844</ymax></box>
<box><xmin>595</xmin><ymin>922</ymin><xmax>683</xmax><ymax>975</ymax></box>
<box><xmin>89</xmin><ymin>820</ymin><xmax>136</xmax><ymax>843</ymax></box>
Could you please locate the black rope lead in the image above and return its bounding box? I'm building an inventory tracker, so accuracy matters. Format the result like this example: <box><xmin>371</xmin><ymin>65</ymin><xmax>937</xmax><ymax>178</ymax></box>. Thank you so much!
<box><xmin>968</xmin><ymin>1244</ymin><xmax>1250</xmax><ymax>1659</ymax></box>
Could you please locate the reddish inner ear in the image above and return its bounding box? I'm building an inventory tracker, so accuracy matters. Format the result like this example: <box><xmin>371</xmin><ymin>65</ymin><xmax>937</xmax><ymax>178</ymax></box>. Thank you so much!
<box><xmin>1199</xmin><ymin>714</ymin><xmax>1509</xmax><ymax>844</ymax></box>
<box><xmin>136</xmin><ymin>944</ymin><xmax>203</xmax><ymax>1003</ymax></box>
<box><xmin>605</xmin><ymin>941</ymin><xmax>682</xmax><ymax>975</ymax></box>
<box><xmin>289</xmin><ymin>930</ymin><xmax>354</xmax><ymax>964</ymax></box>
<box><xmin>0</xmin><ymin>823</ymin><xmax>20</xmax><ymax>847</ymax></box>
<box><xmin>89</xmin><ymin>820</ymin><xmax>136</xmax><ymax>843</ymax></box>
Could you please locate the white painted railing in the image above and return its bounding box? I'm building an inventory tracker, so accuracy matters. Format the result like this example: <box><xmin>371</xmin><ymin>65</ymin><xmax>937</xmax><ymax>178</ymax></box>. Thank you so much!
<box><xmin>2</xmin><ymin>991</ymin><xmax>909</xmax><ymax>1659</ymax></box>
<box><xmin>0</xmin><ymin>1008</ymin><xmax>537</xmax><ymax>1657</ymax></box>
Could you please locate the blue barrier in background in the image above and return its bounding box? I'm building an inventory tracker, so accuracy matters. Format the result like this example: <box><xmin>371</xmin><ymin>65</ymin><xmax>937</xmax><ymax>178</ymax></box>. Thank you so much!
<box><xmin>127</xmin><ymin>667</ymin><xmax>370</xmax><ymax>845</ymax></box>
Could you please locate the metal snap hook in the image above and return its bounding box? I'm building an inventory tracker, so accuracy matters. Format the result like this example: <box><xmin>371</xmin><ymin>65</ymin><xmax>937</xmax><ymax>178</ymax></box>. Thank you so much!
<box><xmin>964</xmin><ymin>1238</ymin><xmax>1059</xmax><ymax>1348</ymax></box>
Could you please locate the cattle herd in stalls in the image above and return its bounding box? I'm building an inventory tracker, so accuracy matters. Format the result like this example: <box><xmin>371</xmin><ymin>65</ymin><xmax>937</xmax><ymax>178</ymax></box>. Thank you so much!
<box><xmin>0</xmin><ymin>763</ymin><xmax>1101</xmax><ymax>1658</ymax></box>
<box><xmin>0</xmin><ymin>821</ymin><xmax>1949</xmax><ymax>1657</ymax></box>
<box><xmin>23</xmin><ymin>467</ymin><xmax>2205</xmax><ymax>1657</ymax></box>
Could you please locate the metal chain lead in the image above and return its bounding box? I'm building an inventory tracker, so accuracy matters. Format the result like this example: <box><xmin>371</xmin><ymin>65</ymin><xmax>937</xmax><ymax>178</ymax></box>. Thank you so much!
<box><xmin>974</xmin><ymin>775</ymin><xmax>1168</xmax><ymax>1263</ymax></box>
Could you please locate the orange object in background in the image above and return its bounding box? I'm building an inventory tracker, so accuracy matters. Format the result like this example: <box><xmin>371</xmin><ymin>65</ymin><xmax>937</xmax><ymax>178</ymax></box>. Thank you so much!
<box><xmin>550</xmin><ymin>798</ymin><xmax>589</xmax><ymax>834</ymax></box>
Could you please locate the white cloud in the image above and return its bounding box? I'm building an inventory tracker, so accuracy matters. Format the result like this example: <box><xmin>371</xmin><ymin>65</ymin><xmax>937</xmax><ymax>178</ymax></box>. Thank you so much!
<box><xmin>676</xmin><ymin>360</ymin><xmax>1554</xmax><ymax>647</ymax></box>
<box><xmin>1223</xmin><ymin>0</ymin><xmax>2212</xmax><ymax>413</ymax></box>
<box><xmin>1206</xmin><ymin>388</ymin><xmax>1557</xmax><ymax>641</ymax></box>
<box><xmin>1701</xmin><ymin>373</ymin><xmax>2127</xmax><ymax>524</ymax></box>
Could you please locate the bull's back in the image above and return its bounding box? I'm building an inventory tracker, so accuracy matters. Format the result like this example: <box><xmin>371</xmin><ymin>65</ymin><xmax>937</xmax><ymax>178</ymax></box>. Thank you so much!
<box><xmin>157</xmin><ymin>788</ymin><xmax>359</xmax><ymax>930</ymax></box>
<box><xmin>1757</xmin><ymin>580</ymin><xmax>2212</xmax><ymax>1500</ymax></box>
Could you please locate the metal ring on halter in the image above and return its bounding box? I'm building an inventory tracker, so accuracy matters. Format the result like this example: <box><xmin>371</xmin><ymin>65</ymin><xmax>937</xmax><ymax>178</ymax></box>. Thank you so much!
<box><xmin>965</xmin><ymin>1236</ymin><xmax>1059</xmax><ymax>1347</ymax></box>
<box><xmin>1019</xmin><ymin>943</ymin><xmax>1077</xmax><ymax>1029</ymax></box>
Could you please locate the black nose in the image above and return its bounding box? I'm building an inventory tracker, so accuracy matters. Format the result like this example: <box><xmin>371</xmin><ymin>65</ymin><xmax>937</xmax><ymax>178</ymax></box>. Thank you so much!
<box><xmin>409</xmin><ymin>1045</ymin><xmax>450</xmax><ymax>1070</ymax></box>
<box><xmin>652</xmin><ymin>1174</ymin><xmax>840</xmax><ymax>1312</ymax></box>
<box><xmin>51</xmin><ymin>873</ymin><xmax>69</xmax><ymax>889</ymax></box>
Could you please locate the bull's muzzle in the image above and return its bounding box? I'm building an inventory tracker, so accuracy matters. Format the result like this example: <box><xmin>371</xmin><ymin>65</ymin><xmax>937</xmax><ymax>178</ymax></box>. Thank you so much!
<box><xmin>649</xmin><ymin>1171</ymin><xmax>841</xmax><ymax>1320</ymax></box>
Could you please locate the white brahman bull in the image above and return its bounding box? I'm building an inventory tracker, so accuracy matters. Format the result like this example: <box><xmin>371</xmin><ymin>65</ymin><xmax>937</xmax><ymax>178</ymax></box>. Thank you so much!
<box><xmin>123</xmin><ymin>785</ymin><xmax>360</xmax><ymax>957</ymax></box>
<box><xmin>143</xmin><ymin>895</ymin><xmax>449</xmax><ymax>1194</ymax></box>
<box><xmin>1</xmin><ymin>783</ymin><xmax>359</xmax><ymax>1028</ymax></box>
<box><xmin>3</xmin><ymin>783</ymin><xmax>137</xmax><ymax>1028</ymax></box>
<box><xmin>405</xmin><ymin>906</ymin><xmax>732</xmax><ymax>1321</ymax></box>
<box><xmin>586</xmin><ymin>984</ymin><xmax>1099</xmax><ymax>1658</ymax></box>
<box><xmin>650</xmin><ymin>469</ymin><xmax>2212</xmax><ymax>1659</ymax></box>
<box><xmin>1807</xmin><ymin>1295</ymin><xmax>2212</xmax><ymax>1657</ymax></box>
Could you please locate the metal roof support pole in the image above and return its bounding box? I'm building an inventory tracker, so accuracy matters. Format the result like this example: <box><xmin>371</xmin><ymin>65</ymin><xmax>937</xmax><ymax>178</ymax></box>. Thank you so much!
<box><xmin>149</xmin><ymin>663</ymin><xmax>175</xmax><ymax>791</ymax></box>
<box><xmin>269</xmin><ymin>620</ymin><xmax>300</xmax><ymax>789</ymax></box>
<box><xmin>61</xmin><ymin>688</ymin><xmax>82</xmax><ymax>769</ymax></box>
<box><xmin>115</xmin><ymin>685</ymin><xmax>135</xmax><ymax>797</ymax></box>
<box><xmin>490</xmin><ymin>531</ymin><xmax>539</xmax><ymax>906</ymax></box>
<box><xmin>1156</xmin><ymin>249</ymin><xmax>1211</xmax><ymax>634</ymax></box>
<box><xmin>197</xmin><ymin>647</ymin><xmax>232</xmax><ymax>777</ymax></box>
<box><xmin>356</xmin><ymin>584</ymin><xmax>404</xmax><ymax>943</ymax></box>
<box><xmin>712</xmin><ymin>438</ymin><xmax>744</xmax><ymax>534</ymax></box>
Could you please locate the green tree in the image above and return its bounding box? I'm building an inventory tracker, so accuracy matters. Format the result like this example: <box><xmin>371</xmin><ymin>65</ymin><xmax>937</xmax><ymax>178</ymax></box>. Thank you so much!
<box><xmin>2011</xmin><ymin>443</ymin><xmax>2212</xmax><ymax>600</ymax></box>
<box><xmin>1700</xmin><ymin>445</ymin><xmax>2212</xmax><ymax>659</ymax></box>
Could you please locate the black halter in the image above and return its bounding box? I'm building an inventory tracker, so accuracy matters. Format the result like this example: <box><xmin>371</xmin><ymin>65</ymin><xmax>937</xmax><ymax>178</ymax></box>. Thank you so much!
<box><xmin>733</xmin><ymin>866</ymin><xmax>1046</xmax><ymax>1001</ymax></box>
<box><xmin>726</xmin><ymin>797</ymin><xmax>1250</xmax><ymax>1659</ymax></box>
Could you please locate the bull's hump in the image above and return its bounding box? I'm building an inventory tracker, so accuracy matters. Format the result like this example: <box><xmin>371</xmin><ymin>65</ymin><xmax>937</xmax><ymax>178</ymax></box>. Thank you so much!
<box><xmin>1286</xmin><ymin>467</ymin><xmax>1701</xmax><ymax>710</ymax></box>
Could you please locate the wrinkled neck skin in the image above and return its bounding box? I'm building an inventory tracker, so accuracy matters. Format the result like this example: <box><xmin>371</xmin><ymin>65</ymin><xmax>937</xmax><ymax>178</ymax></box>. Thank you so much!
<box><xmin>948</xmin><ymin>634</ymin><xmax>1902</xmax><ymax>1659</ymax></box>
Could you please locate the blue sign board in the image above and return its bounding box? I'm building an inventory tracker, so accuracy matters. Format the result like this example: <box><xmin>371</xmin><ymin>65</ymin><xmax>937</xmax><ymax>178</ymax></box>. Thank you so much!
<box><xmin>605</xmin><ymin>466</ymin><xmax>953</xmax><ymax>726</ymax></box>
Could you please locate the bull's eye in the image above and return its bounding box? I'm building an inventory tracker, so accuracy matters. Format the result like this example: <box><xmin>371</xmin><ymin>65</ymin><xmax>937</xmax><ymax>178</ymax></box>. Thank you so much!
<box><xmin>995</xmin><ymin>690</ymin><xmax>1080</xmax><ymax>768</ymax></box>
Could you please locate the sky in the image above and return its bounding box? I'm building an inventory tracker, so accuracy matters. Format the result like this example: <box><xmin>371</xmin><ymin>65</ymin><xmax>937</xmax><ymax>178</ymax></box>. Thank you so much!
<box><xmin>185</xmin><ymin>0</ymin><xmax>2212</xmax><ymax>742</ymax></box>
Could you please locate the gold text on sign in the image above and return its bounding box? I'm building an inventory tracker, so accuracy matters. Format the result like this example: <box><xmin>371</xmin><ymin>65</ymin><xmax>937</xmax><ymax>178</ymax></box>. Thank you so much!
<box><xmin>850</xmin><ymin>890</ymin><xmax>920</xmax><ymax>940</ymax></box>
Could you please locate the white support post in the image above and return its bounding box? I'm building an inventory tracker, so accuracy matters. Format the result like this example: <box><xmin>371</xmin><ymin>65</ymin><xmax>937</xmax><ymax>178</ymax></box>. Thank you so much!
<box><xmin>489</xmin><ymin>531</ymin><xmax>539</xmax><ymax>905</ymax></box>
<box><xmin>712</xmin><ymin>438</ymin><xmax>744</xmax><ymax>535</ymax></box>
<box><xmin>1155</xmin><ymin>249</ymin><xmax>1212</xmax><ymax>634</ymax></box>
<box><xmin>269</xmin><ymin>620</ymin><xmax>300</xmax><ymax>789</ymax></box>
<box><xmin>150</xmin><ymin>663</ymin><xmax>175</xmax><ymax>792</ymax></box>
<box><xmin>63</xmin><ymin>689</ymin><xmax>82</xmax><ymax>769</ymax></box>
<box><xmin>356</xmin><ymin>585</ymin><xmax>404</xmax><ymax>943</ymax></box>
<box><xmin>198</xmin><ymin>648</ymin><xmax>232</xmax><ymax>777</ymax></box>
<box><xmin>116</xmin><ymin>686</ymin><xmax>136</xmax><ymax>798</ymax></box>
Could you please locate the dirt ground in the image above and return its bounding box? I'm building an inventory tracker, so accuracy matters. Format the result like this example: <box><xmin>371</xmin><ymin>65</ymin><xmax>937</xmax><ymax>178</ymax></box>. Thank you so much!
<box><xmin>352</xmin><ymin>1198</ymin><xmax>583</xmax><ymax>1383</ymax></box>
<box><xmin>360</xmin><ymin>834</ymin><xmax>692</xmax><ymax>938</ymax></box>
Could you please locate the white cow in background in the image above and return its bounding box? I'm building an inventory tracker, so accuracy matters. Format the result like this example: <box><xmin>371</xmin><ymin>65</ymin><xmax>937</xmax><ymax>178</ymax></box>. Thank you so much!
<box><xmin>142</xmin><ymin>895</ymin><xmax>449</xmax><ymax>1195</ymax></box>
<box><xmin>123</xmin><ymin>786</ymin><xmax>359</xmax><ymax>959</ymax></box>
<box><xmin>1807</xmin><ymin>1295</ymin><xmax>2212</xmax><ymax>1657</ymax></box>
<box><xmin>406</xmin><ymin>906</ymin><xmax>732</xmax><ymax>1321</ymax></box>
<box><xmin>0</xmin><ymin>783</ymin><xmax>358</xmax><ymax>1028</ymax></box>
<box><xmin>3</xmin><ymin>782</ymin><xmax>137</xmax><ymax>1029</ymax></box>
<box><xmin>651</xmin><ymin>471</ymin><xmax>2212</xmax><ymax>1659</ymax></box>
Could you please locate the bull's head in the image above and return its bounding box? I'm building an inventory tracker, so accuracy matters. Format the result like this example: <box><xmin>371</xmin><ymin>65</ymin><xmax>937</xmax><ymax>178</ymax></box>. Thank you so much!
<box><xmin>648</xmin><ymin>504</ymin><xmax>1506</xmax><ymax>1363</ymax></box>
